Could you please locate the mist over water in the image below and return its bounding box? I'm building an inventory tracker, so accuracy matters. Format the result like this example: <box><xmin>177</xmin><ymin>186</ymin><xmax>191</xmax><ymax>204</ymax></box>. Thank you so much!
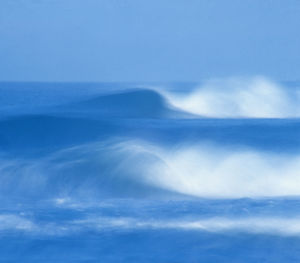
<box><xmin>1</xmin><ymin>78</ymin><xmax>300</xmax><ymax>262</ymax></box>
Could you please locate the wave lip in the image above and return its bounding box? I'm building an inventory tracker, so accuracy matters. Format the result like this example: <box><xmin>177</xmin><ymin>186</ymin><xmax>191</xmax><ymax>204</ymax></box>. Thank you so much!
<box><xmin>160</xmin><ymin>77</ymin><xmax>300</xmax><ymax>118</ymax></box>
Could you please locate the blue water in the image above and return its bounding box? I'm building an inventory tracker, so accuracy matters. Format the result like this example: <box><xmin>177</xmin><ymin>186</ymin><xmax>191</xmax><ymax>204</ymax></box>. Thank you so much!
<box><xmin>1</xmin><ymin>78</ymin><xmax>300</xmax><ymax>262</ymax></box>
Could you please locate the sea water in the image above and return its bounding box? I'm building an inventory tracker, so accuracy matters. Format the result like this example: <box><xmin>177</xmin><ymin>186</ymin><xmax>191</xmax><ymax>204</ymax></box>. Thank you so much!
<box><xmin>1</xmin><ymin>77</ymin><xmax>300</xmax><ymax>262</ymax></box>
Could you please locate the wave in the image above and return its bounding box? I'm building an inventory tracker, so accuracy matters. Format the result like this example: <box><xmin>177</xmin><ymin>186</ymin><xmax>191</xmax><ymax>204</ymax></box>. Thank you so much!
<box><xmin>56</xmin><ymin>77</ymin><xmax>300</xmax><ymax>119</ymax></box>
<box><xmin>117</xmin><ymin>140</ymin><xmax>300</xmax><ymax>198</ymax></box>
<box><xmin>159</xmin><ymin>77</ymin><xmax>300</xmax><ymax>118</ymax></box>
<box><xmin>2</xmin><ymin>138</ymin><xmax>300</xmax><ymax>200</ymax></box>
<box><xmin>0</xmin><ymin>140</ymin><xmax>174</xmax><ymax>201</ymax></box>
<box><xmin>2</xmin><ymin>78</ymin><xmax>300</xmax><ymax>119</ymax></box>
<box><xmin>60</xmin><ymin>89</ymin><xmax>187</xmax><ymax>118</ymax></box>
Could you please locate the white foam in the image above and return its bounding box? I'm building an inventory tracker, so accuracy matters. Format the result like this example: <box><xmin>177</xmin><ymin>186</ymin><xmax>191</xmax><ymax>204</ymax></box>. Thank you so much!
<box><xmin>4</xmin><ymin>213</ymin><xmax>300</xmax><ymax>237</ymax></box>
<box><xmin>2</xmin><ymin>209</ymin><xmax>300</xmax><ymax>236</ymax></box>
<box><xmin>0</xmin><ymin>214</ymin><xmax>35</xmax><ymax>231</ymax></box>
<box><xmin>160</xmin><ymin>77</ymin><xmax>300</xmax><ymax>118</ymax></box>
<box><xmin>118</xmin><ymin>140</ymin><xmax>300</xmax><ymax>198</ymax></box>
<box><xmin>73</xmin><ymin>216</ymin><xmax>300</xmax><ymax>236</ymax></box>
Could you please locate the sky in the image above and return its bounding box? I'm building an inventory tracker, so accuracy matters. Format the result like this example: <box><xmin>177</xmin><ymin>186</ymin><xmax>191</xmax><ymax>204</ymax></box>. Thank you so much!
<box><xmin>0</xmin><ymin>0</ymin><xmax>300</xmax><ymax>82</ymax></box>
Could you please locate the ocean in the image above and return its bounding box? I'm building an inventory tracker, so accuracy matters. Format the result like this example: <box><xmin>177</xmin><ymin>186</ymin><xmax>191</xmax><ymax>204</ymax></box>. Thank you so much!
<box><xmin>1</xmin><ymin>77</ymin><xmax>300</xmax><ymax>262</ymax></box>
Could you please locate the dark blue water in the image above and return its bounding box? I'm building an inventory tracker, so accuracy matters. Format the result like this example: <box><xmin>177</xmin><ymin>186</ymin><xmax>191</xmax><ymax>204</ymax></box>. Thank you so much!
<box><xmin>1</xmin><ymin>79</ymin><xmax>300</xmax><ymax>262</ymax></box>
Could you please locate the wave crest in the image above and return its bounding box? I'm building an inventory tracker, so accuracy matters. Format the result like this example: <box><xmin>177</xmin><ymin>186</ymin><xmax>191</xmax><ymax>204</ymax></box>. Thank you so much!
<box><xmin>117</xmin><ymin>140</ymin><xmax>300</xmax><ymax>198</ymax></box>
<box><xmin>161</xmin><ymin>77</ymin><xmax>300</xmax><ymax>118</ymax></box>
<box><xmin>3</xmin><ymin>138</ymin><xmax>300</xmax><ymax>200</ymax></box>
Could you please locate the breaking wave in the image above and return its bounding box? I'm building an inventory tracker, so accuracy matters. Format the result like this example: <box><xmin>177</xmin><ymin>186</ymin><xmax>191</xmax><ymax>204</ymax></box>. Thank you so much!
<box><xmin>3</xmin><ymin>138</ymin><xmax>300</xmax><ymax>200</ymax></box>
<box><xmin>114</xmin><ymin>140</ymin><xmax>300</xmax><ymax>198</ymax></box>
<box><xmin>160</xmin><ymin>77</ymin><xmax>300</xmax><ymax>118</ymax></box>
<box><xmin>2</xmin><ymin>78</ymin><xmax>300</xmax><ymax>119</ymax></box>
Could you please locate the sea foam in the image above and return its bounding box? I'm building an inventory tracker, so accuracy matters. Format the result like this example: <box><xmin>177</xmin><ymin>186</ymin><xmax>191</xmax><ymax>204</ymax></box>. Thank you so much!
<box><xmin>159</xmin><ymin>77</ymin><xmax>300</xmax><ymax>118</ymax></box>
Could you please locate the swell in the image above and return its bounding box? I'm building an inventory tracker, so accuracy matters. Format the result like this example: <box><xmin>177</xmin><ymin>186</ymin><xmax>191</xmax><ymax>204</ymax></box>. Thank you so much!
<box><xmin>1</xmin><ymin>114</ymin><xmax>300</xmax><ymax>156</ymax></box>
<box><xmin>58</xmin><ymin>89</ymin><xmax>187</xmax><ymax>118</ymax></box>
<box><xmin>0</xmin><ymin>115</ymin><xmax>117</xmax><ymax>156</ymax></box>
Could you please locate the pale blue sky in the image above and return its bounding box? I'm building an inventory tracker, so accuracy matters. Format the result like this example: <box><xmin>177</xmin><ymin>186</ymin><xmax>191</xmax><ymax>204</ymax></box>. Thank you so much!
<box><xmin>0</xmin><ymin>0</ymin><xmax>299</xmax><ymax>82</ymax></box>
